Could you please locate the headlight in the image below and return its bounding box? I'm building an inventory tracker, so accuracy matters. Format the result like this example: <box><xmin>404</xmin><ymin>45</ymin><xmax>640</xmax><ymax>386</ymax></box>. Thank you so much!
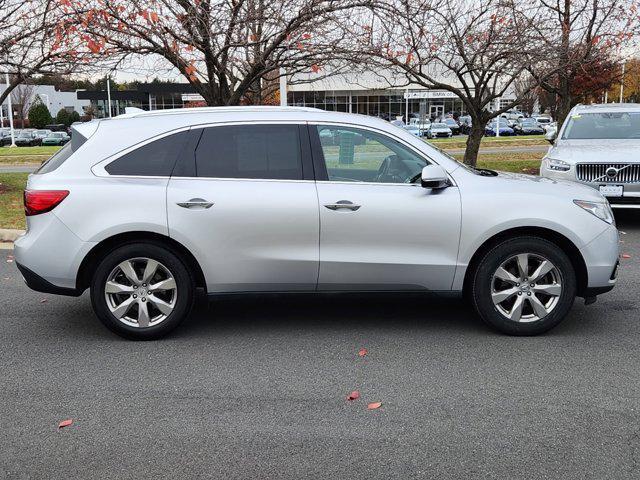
<box><xmin>574</xmin><ymin>199</ymin><xmax>615</xmax><ymax>224</ymax></box>
<box><xmin>544</xmin><ymin>158</ymin><xmax>571</xmax><ymax>171</ymax></box>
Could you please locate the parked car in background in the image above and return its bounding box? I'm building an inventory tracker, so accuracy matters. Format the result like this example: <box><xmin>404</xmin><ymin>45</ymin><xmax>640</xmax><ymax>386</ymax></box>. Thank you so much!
<box><xmin>485</xmin><ymin>119</ymin><xmax>515</xmax><ymax>136</ymax></box>
<box><xmin>426</xmin><ymin>122</ymin><xmax>453</xmax><ymax>138</ymax></box>
<box><xmin>15</xmin><ymin>106</ymin><xmax>618</xmax><ymax>339</ymax></box>
<box><xmin>458</xmin><ymin>116</ymin><xmax>472</xmax><ymax>135</ymax></box>
<box><xmin>41</xmin><ymin>132</ymin><xmax>70</xmax><ymax>146</ymax></box>
<box><xmin>541</xmin><ymin>103</ymin><xmax>640</xmax><ymax>208</ymax></box>
<box><xmin>532</xmin><ymin>114</ymin><xmax>553</xmax><ymax>126</ymax></box>
<box><xmin>33</xmin><ymin>129</ymin><xmax>52</xmax><ymax>141</ymax></box>
<box><xmin>501</xmin><ymin>110</ymin><xmax>525</xmax><ymax>121</ymax></box>
<box><xmin>403</xmin><ymin>124</ymin><xmax>421</xmax><ymax>137</ymax></box>
<box><xmin>409</xmin><ymin>117</ymin><xmax>431</xmax><ymax>136</ymax></box>
<box><xmin>443</xmin><ymin>118</ymin><xmax>461</xmax><ymax>135</ymax></box>
<box><xmin>14</xmin><ymin>131</ymin><xmax>41</xmax><ymax>147</ymax></box>
<box><xmin>1</xmin><ymin>129</ymin><xmax>21</xmax><ymax>146</ymax></box>
<box><xmin>513</xmin><ymin>118</ymin><xmax>545</xmax><ymax>135</ymax></box>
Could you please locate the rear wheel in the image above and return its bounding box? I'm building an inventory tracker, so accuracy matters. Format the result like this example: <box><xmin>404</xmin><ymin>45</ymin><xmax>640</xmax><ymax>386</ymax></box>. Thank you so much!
<box><xmin>90</xmin><ymin>243</ymin><xmax>195</xmax><ymax>340</ymax></box>
<box><xmin>470</xmin><ymin>237</ymin><xmax>576</xmax><ymax>335</ymax></box>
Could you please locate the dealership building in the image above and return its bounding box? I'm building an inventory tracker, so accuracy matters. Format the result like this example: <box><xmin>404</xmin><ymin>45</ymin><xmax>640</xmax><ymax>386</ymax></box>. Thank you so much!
<box><xmin>75</xmin><ymin>70</ymin><xmax>517</xmax><ymax>119</ymax></box>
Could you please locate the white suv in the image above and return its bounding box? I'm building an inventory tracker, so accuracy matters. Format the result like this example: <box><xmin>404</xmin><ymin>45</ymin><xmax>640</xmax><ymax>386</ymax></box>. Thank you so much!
<box><xmin>15</xmin><ymin>107</ymin><xmax>619</xmax><ymax>339</ymax></box>
<box><xmin>541</xmin><ymin>103</ymin><xmax>640</xmax><ymax>207</ymax></box>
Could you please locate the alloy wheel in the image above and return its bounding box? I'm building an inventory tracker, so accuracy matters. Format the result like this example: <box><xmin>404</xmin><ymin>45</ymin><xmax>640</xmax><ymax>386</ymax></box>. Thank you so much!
<box><xmin>491</xmin><ymin>253</ymin><xmax>562</xmax><ymax>323</ymax></box>
<box><xmin>104</xmin><ymin>257</ymin><xmax>178</xmax><ymax>328</ymax></box>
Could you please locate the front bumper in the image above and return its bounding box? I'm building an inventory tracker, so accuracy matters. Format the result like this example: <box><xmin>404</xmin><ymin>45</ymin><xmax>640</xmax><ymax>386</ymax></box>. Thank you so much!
<box><xmin>540</xmin><ymin>164</ymin><xmax>640</xmax><ymax>208</ymax></box>
<box><xmin>579</xmin><ymin>224</ymin><xmax>619</xmax><ymax>294</ymax></box>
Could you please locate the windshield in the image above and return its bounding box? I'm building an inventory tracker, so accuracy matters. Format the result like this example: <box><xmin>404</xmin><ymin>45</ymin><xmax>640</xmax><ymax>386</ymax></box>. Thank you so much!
<box><xmin>432</xmin><ymin>123</ymin><xmax>448</xmax><ymax>128</ymax></box>
<box><xmin>562</xmin><ymin>112</ymin><xmax>640</xmax><ymax>139</ymax></box>
<box><xmin>521</xmin><ymin>120</ymin><xmax>537</xmax><ymax>126</ymax></box>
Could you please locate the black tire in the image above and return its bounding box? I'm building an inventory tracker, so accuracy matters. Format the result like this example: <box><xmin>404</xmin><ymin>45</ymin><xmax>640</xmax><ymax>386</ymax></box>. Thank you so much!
<box><xmin>470</xmin><ymin>236</ymin><xmax>576</xmax><ymax>336</ymax></box>
<box><xmin>90</xmin><ymin>243</ymin><xmax>195</xmax><ymax>340</ymax></box>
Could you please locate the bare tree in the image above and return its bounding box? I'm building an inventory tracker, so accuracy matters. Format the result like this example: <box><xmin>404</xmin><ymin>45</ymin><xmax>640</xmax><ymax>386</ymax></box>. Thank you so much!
<box><xmin>529</xmin><ymin>0</ymin><xmax>638</xmax><ymax>127</ymax></box>
<box><xmin>71</xmin><ymin>0</ymin><xmax>371</xmax><ymax>106</ymax></box>
<box><xmin>11</xmin><ymin>82</ymin><xmax>35</xmax><ymax>128</ymax></box>
<box><xmin>342</xmin><ymin>0</ymin><xmax>554</xmax><ymax>166</ymax></box>
<box><xmin>0</xmin><ymin>0</ymin><xmax>103</xmax><ymax>106</ymax></box>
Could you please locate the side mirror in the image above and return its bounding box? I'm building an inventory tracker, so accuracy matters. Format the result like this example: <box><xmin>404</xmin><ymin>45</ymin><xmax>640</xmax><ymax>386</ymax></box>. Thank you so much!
<box><xmin>544</xmin><ymin>129</ymin><xmax>557</xmax><ymax>144</ymax></box>
<box><xmin>421</xmin><ymin>165</ymin><xmax>450</xmax><ymax>189</ymax></box>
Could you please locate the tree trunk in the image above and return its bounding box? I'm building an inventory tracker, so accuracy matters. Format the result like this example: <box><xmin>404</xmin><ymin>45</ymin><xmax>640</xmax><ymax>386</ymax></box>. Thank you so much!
<box><xmin>463</xmin><ymin>121</ymin><xmax>485</xmax><ymax>167</ymax></box>
<box><xmin>555</xmin><ymin>78</ymin><xmax>572</xmax><ymax>130</ymax></box>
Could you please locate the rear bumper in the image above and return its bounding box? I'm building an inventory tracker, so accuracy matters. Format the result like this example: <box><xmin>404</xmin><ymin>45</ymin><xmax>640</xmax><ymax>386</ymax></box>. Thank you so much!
<box><xmin>16</xmin><ymin>262</ymin><xmax>82</xmax><ymax>296</ymax></box>
<box><xmin>13</xmin><ymin>212</ymin><xmax>95</xmax><ymax>293</ymax></box>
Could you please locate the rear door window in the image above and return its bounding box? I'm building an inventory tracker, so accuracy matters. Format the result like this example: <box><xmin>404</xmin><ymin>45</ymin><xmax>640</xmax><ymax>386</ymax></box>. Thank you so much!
<box><xmin>195</xmin><ymin>124</ymin><xmax>303</xmax><ymax>180</ymax></box>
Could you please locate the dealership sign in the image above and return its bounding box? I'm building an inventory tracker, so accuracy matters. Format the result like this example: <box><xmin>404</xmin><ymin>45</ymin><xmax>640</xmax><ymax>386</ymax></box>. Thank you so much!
<box><xmin>403</xmin><ymin>91</ymin><xmax>459</xmax><ymax>100</ymax></box>
<box><xmin>181</xmin><ymin>93</ymin><xmax>205</xmax><ymax>102</ymax></box>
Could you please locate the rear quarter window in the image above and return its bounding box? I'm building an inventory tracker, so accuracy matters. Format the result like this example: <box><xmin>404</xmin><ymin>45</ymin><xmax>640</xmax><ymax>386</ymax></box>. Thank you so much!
<box><xmin>36</xmin><ymin>142</ymin><xmax>75</xmax><ymax>174</ymax></box>
<box><xmin>105</xmin><ymin>131</ymin><xmax>190</xmax><ymax>176</ymax></box>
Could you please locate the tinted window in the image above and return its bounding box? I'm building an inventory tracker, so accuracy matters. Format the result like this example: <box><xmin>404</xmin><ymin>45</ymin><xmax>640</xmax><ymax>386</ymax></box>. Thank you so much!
<box><xmin>106</xmin><ymin>131</ymin><xmax>188</xmax><ymax>176</ymax></box>
<box><xmin>195</xmin><ymin>125</ymin><xmax>302</xmax><ymax>180</ymax></box>
<box><xmin>315</xmin><ymin>125</ymin><xmax>429</xmax><ymax>183</ymax></box>
<box><xmin>36</xmin><ymin>142</ymin><xmax>74</xmax><ymax>174</ymax></box>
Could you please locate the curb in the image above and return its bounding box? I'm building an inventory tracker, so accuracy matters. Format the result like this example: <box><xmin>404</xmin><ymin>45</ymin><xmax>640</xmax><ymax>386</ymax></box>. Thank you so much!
<box><xmin>0</xmin><ymin>229</ymin><xmax>25</xmax><ymax>242</ymax></box>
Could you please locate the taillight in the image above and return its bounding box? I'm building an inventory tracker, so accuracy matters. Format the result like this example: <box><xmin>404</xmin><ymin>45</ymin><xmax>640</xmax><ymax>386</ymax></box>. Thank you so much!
<box><xmin>23</xmin><ymin>190</ymin><xmax>69</xmax><ymax>216</ymax></box>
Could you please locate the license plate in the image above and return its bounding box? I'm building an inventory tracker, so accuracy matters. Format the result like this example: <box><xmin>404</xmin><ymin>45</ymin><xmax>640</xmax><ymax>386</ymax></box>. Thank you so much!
<box><xmin>599</xmin><ymin>185</ymin><xmax>623</xmax><ymax>197</ymax></box>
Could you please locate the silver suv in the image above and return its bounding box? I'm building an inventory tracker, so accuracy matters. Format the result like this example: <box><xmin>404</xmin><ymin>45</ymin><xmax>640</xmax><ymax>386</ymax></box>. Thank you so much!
<box><xmin>541</xmin><ymin>103</ymin><xmax>640</xmax><ymax>207</ymax></box>
<box><xmin>15</xmin><ymin>107</ymin><xmax>619</xmax><ymax>339</ymax></box>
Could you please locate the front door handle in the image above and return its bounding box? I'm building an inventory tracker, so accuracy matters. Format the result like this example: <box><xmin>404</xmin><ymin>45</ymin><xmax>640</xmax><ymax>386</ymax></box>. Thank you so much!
<box><xmin>324</xmin><ymin>200</ymin><xmax>361</xmax><ymax>211</ymax></box>
<box><xmin>176</xmin><ymin>198</ymin><xmax>214</xmax><ymax>209</ymax></box>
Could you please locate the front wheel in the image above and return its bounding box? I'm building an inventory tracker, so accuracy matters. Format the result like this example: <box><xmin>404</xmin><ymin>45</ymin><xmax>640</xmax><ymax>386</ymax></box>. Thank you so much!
<box><xmin>470</xmin><ymin>237</ymin><xmax>576</xmax><ymax>335</ymax></box>
<box><xmin>90</xmin><ymin>243</ymin><xmax>195</xmax><ymax>340</ymax></box>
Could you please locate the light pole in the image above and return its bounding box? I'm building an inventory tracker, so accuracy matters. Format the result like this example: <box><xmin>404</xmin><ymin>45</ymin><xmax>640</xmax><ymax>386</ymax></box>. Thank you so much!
<box><xmin>279</xmin><ymin>67</ymin><xmax>287</xmax><ymax>107</ymax></box>
<box><xmin>106</xmin><ymin>76</ymin><xmax>112</xmax><ymax>117</ymax></box>
<box><xmin>4</xmin><ymin>72</ymin><xmax>16</xmax><ymax>147</ymax></box>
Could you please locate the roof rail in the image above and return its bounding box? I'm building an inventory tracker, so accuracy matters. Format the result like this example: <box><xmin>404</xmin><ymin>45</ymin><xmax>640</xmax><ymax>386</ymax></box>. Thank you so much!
<box><xmin>114</xmin><ymin>105</ymin><xmax>324</xmax><ymax>120</ymax></box>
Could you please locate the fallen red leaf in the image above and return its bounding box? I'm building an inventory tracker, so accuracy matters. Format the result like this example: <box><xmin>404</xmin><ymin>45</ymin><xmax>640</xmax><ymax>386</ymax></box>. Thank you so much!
<box><xmin>58</xmin><ymin>419</ymin><xmax>73</xmax><ymax>429</ymax></box>
<box><xmin>622</xmin><ymin>254</ymin><xmax>631</xmax><ymax>259</ymax></box>
<box><xmin>358</xmin><ymin>348</ymin><xmax>368</xmax><ymax>357</ymax></box>
<box><xmin>346</xmin><ymin>391</ymin><xmax>360</xmax><ymax>401</ymax></box>
<box><xmin>367</xmin><ymin>402</ymin><xmax>382</xmax><ymax>410</ymax></box>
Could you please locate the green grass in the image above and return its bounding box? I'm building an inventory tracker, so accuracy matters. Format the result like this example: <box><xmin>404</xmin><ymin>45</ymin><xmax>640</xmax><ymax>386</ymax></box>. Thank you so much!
<box><xmin>0</xmin><ymin>146</ymin><xmax>61</xmax><ymax>156</ymax></box>
<box><xmin>428</xmin><ymin>135</ymin><xmax>549</xmax><ymax>150</ymax></box>
<box><xmin>0</xmin><ymin>146</ymin><xmax>60</xmax><ymax>165</ymax></box>
<box><xmin>0</xmin><ymin>173</ymin><xmax>29</xmax><ymax>229</ymax></box>
<box><xmin>453</xmin><ymin>152</ymin><xmax>543</xmax><ymax>175</ymax></box>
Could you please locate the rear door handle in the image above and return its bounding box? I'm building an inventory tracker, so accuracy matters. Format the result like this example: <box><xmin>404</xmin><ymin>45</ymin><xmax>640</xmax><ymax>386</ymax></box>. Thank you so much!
<box><xmin>176</xmin><ymin>198</ymin><xmax>214</xmax><ymax>209</ymax></box>
<box><xmin>324</xmin><ymin>200</ymin><xmax>361</xmax><ymax>211</ymax></box>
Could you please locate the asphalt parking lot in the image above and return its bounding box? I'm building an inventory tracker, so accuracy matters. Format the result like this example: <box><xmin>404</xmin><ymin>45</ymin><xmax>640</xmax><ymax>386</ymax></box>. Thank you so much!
<box><xmin>1</xmin><ymin>211</ymin><xmax>639</xmax><ymax>479</ymax></box>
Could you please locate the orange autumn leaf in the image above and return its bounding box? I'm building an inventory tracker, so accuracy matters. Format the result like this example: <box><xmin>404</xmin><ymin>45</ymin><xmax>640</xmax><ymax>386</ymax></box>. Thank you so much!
<box><xmin>311</xmin><ymin>64</ymin><xmax>320</xmax><ymax>73</ymax></box>
<box><xmin>621</xmin><ymin>254</ymin><xmax>631</xmax><ymax>259</ymax></box>
<box><xmin>358</xmin><ymin>348</ymin><xmax>367</xmax><ymax>357</ymax></box>
<box><xmin>58</xmin><ymin>419</ymin><xmax>73</xmax><ymax>429</ymax></box>
<box><xmin>367</xmin><ymin>402</ymin><xmax>382</xmax><ymax>410</ymax></box>
<box><xmin>150</xmin><ymin>12</ymin><xmax>159</xmax><ymax>23</ymax></box>
<box><xmin>346</xmin><ymin>391</ymin><xmax>360</xmax><ymax>401</ymax></box>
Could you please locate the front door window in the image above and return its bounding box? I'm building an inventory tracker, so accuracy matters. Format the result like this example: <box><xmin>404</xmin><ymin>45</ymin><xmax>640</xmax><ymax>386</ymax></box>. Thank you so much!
<box><xmin>315</xmin><ymin>125</ymin><xmax>429</xmax><ymax>184</ymax></box>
